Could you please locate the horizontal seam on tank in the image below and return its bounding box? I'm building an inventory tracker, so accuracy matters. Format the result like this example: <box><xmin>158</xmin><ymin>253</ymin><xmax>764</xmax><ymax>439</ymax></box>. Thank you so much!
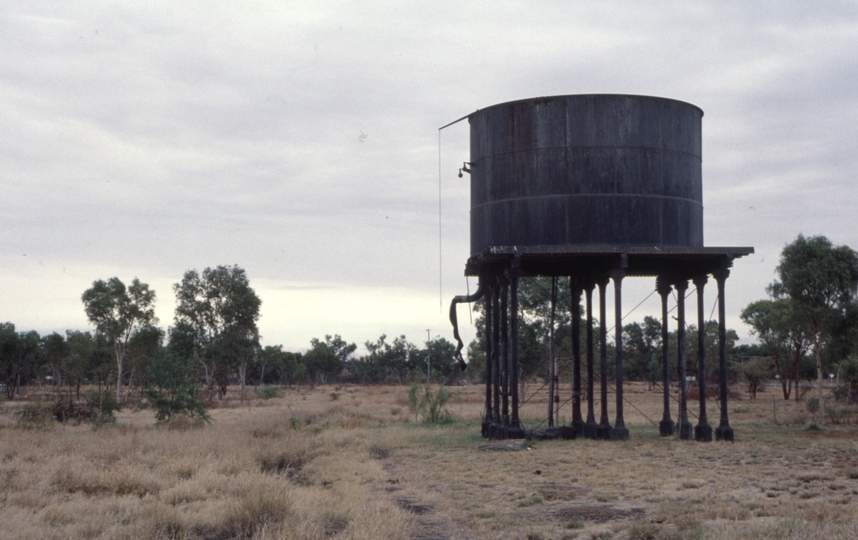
<box><xmin>474</xmin><ymin>145</ymin><xmax>702</xmax><ymax>161</ymax></box>
<box><xmin>471</xmin><ymin>193</ymin><xmax>704</xmax><ymax>211</ymax></box>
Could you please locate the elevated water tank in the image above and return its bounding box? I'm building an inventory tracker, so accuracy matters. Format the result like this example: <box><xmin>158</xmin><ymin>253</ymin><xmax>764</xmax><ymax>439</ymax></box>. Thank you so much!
<box><xmin>468</xmin><ymin>94</ymin><xmax>704</xmax><ymax>256</ymax></box>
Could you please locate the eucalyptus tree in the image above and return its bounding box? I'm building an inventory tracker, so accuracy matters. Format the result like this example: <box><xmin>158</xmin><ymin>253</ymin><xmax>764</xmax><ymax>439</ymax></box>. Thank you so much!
<box><xmin>173</xmin><ymin>265</ymin><xmax>261</xmax><ymax>401</ymax></box>
<box><xmin>82</xmin><ymin>277</ymin><xmax>157</xmax><ymax>401</ymax></box>
<box><xmin>304</xmin><ymin>334</ymin><xmax>356</xmax><ymax>385</ymax></box>
<box><xmin>770</xmin><ymin>235</ymin><xmax>858</xmax><ymax>418</ymax></box>
<box><xmin>741</xmin><ymin>298</ymin><xmax>812</xmax><ymax>400</ymax></box>
<box><xmin>0</xmin><ymin>323</ymin><xmax>20</xmax><ymax>399</ymax></box>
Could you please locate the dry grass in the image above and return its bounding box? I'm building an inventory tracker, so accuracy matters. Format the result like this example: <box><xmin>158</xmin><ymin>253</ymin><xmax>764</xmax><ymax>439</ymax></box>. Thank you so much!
<box><xmin>1</xmin><ymin>382</ymin><xmax>857</xmax><ymax>539</ymax></box>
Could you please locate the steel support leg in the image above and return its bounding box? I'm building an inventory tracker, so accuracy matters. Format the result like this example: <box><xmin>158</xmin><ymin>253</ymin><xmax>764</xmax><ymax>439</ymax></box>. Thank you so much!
<box><xmin>714</xmin><ymin>268</ymin><xmax>734</xmax><ymax>442</ymax></box>
<box><xmin>571</xmin><ymin>277</ymin><xmax>584</xmax><ymax>436</ymax></box>
<box><xmin>694</xmin><ymin>275</ymin><xmax>712</xmax><ymax>442</ymax></box>
<box><xmin>675</xmin><ymin>279</ymin><xmax>692</xmax><ymax>440</ymax></box>
<box><xmin>596</xmin><ymin>277</ymin><xmax>612</xmax><ymax>439</ymax></box>
<box><xmin>482</xmin><ymin>282</ymin><xmax>493</xmax><ymax>438</ymax></box>
<box><xmin>584</xmin><ymin>280</ymin><xmax>597</xmax><ymax>439</ymax></box>
<box><xmin>509</xmin><ymin>263</ymin><xmax>522</xmax><ymax>433</ymax></box>
<box><xmin>657</xmin><ymin>277</ymin><xmax>675</xmax><ymax>436</ymax></box>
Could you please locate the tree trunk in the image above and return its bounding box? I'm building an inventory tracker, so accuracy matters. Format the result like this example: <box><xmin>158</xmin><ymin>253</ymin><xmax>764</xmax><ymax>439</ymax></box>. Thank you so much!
<box><xmin>239</xmin><ymin>361</ymin><xmax>247</xmax><ymax>404</ymax></box>
<box><xmin>814</xmin><ymin>326</ymin><xmax>825</xmax><ymax>420</ymax></box>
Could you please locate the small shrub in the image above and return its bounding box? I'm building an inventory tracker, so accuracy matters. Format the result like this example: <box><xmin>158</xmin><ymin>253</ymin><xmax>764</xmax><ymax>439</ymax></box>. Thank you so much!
<box><xmin>807</xmin><ymin>396</ymin><xmax>820</xmax><ymax>414</ymax></box>
<box><xmin>87</xmin><ymin>389</ymin><xmax>119</xmax><ymax>426</ymax></box>
<box><xmin>826</xmin><ymin>405</ymin><xmax>858</xmax><ymax>425</ymax></box>
<box><xmin>15</xmin><ymin>402</ymin><xmax>54</xmax><ymax>430</ymax></box>
<box><xmin>257</xmin><ymin>386</ymin><xmax>279</xmax><ymax>400</ymax></box>
<box><xmin>565</xmin><ymin>519</ymin><xmax>585</xmax><ymax>530</ymax></box>
<box><xmin>368</xmin><ymin>444</ymin><xmax>392</xmax><ymax>459</ymax></box>
<box><xmin>407</xmin><ymin>382</ymin><xmax>453</xmax><ymax>423</ymax></box>
<box><xmin>142</xmin><ymin>352</ymin><xmax>211</xmax><ymax>425</ymax></box>
<box><xmin>52</xmin><ymin>397</ymin><xmax>90</xmax><ymax>425</ymax></box>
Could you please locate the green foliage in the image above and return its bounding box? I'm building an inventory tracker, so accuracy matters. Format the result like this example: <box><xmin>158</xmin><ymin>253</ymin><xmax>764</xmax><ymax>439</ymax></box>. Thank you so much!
<box><xmin>255</xmin><ymin>345</ymin><xmax>304</xmax><ymax>385</ymax></box>
<box><xmin>771</xmin><ymin>234</ymin><xmax>858</xmax><ymax>418</ymax></box>
<box><xmin>14</xmin><ymin>402</ymin><xmax>54</xmax><ymax>430</ymax></box>
<box><xmin>303</xmin><ymin>335</ymin><xmax>356</xmax><ymax>385</ymax></box>
<box><xmin>734</xmin><ymin>356</ymin><xmax>772</xmax><ymax>399</ymax></box>
<box><xmin>407</xmin><ymin>382</ymin><xmax>452</xmax><ymax>423</ymax></box>
<box><xmin>81</xmin><ymin>277</ymin><xmax>158</xmax><ymax>400</ymax></box>
<box><xmin>742</xmin><ymin>297</ymin><xmax>813</xmax><ymax>400</ymax></box>
<box><xmin>1</xmin><ymin>323</ymin><xmax>44</xmax><ymax>399</ymax></box>
<box><xmin>360</xmin><ymin>334</ymin><xmax>416</xmax><ymax>384</ymax></box>
<box><xmin>807</xmin><ymin>396</ymin><xmax>820</xmax><ymax>414</ymax></box>
<box><xmin>623</xmin><ymin>316</ymin><xmax>662</xmax><ymax>382</ymax></box>
<box><xmin>256</xmin><ymin>385</ymin><xmax>279</xmax><ymax>399</ymax></box>
<box><xmin>142</xmin><ymin>351</ymin><xmax>210</xmax><ymax>424</ymax></box>
<box><xmin>837</xmin><ymin>354</ymin><xmax>858</xmax><ymax>404</ymax></box>
<box><xmin>87</xmin><ymin>389</ymin><xmax>120</xmax><ymax>426</ymax></box>
<box><xmin>173</xmin><ymin>265</ymin><xmax>261</xmax><ymax>398</ymax></box>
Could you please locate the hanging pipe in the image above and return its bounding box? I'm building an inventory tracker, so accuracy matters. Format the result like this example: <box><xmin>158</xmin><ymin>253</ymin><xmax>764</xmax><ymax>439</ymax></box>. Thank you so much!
<box><xmin>449</xmin><ymin>281</ymin><xmax>486</xmax><ymax>371</ymax></box>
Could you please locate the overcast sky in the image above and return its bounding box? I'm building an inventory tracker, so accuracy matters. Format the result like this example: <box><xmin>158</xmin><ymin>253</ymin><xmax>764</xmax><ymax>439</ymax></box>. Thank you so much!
<box><xmin>2</xmin><ymin>1</ymin><xmax>857</xmax><ymax>355</ymax></box>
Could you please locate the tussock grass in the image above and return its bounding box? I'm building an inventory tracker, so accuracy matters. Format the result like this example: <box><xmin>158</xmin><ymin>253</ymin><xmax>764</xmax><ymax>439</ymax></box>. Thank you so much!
<box><xmin>1</xmin><ymin>382</ymin><xmax>858</xmax><ymax>538</ymax></box>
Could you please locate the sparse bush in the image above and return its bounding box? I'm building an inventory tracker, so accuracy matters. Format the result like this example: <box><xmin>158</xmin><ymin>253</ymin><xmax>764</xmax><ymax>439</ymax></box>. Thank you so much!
<box><xmin>256</xmin><ymin>385</ymin><xmax>279</xmax><ymax>400</ymax></box>
<box><xmin>807</xmin><ymin>396</ymin><xmax>820</xmax><ymax>414</ymax></box>
<box><xmin>407</xmin><ymin>382</ymin><xmax>453</xmax><ymax>423</ymax></box>
<box><xmin>15</xmin><ymin>402</ymin><xmax>54</xmax><ymax>430</ymax></box>
<box><xmin>87</xmin><ymin>389</ymin><xmax>119</xmax><ymax>426</ymax></box>
<box><xmin>735</xmin><ymin>356</ymin><xmax>772</xmax><ymax>399</ymax></box>
<box><xmin>142</xmin><ymin>352</ymin><xmax>211</xmax><ymax>425</ymax></box>
<box><xmin>836</xmin><ymin>354</ymin><xmax>858</xmax><ymax>404</ymax></box>
<box><xmin>52</xmin><ymin>397</ymin><xmax>90</xmax><ymax>425</ymax></box>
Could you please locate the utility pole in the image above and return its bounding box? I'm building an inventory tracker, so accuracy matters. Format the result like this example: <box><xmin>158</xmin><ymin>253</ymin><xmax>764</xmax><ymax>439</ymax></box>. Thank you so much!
<box><xmin>426</xmin><ymin>329</ymin><xmax>431</xmax><ymax>388</ymax></box>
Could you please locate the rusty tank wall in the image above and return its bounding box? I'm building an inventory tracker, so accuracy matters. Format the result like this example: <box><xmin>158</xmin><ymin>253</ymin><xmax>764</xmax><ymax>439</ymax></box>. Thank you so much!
<box><xmin>469</xmin><ymin>94</ymin><xmax>704</xmax><ymax>256</ymax></box>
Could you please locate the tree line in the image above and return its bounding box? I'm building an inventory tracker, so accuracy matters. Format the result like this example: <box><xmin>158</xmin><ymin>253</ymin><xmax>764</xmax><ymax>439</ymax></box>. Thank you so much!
<box><xmin>0</xmin><ymin>265</ymin><xmax>463</xmax><ymax>406</ymax></box>
<box><xmin>3</xmin><ymin>234</ymin><xmax>858</xmax><ymax>421</ymax></box>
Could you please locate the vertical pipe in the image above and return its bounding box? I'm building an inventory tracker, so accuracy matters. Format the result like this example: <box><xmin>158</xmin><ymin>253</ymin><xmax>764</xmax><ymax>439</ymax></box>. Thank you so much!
<box><xmin>571</xmin><ymin>277</ymin><xmax>584</xmax><ymax>436</ymax></box>
<box><xmin>597</xmin><ymin>276</ymin><xmax>612</xmax><ymax>439</ymax></box>
<box><xmin>693</xmin><ymin>275</ymin><xmax>712</xmax><ymax>442</ymax></box>
<box><xmin>714</xmin><ymin>268</ymin><xmax>734</xmax><ymax>442</ymax></box>
<box><xmin>611</xmin><ymin>271</ymin><xmax>629</xmax><ymax>440</ymax></box>
<box><xmin>500</xmin><ymin>276</ymin><xmax>510</xmax><ymax>428</ymax></box>
<box><xmin>657</xmin><ymin>277</ymin><xmax>675</xmax><ymax>436</ymax></box>
<box><xmin>584</xmin><ymin>280</ymin><xmax>597</xmax><ymax>439</ymax></box>
<box><xmin>676</xmin><ymin>279</ymin><xmax>692</xmax><ymax>440</ymax></box>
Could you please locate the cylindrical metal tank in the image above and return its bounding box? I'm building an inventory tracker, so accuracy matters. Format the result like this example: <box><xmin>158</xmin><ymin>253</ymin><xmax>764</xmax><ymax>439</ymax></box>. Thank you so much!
<box><xmin>469</xmin><ymin>94</ymin><xmax>704</xmax><ymax>255</ymax></box>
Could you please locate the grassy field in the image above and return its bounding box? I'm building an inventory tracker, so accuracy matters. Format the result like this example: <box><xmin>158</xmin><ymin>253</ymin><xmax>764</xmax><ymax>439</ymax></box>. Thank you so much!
<box><xmin>1</xmin><ymin>382</ymin><xmax>857</xmax><ymax>539</ymax></box>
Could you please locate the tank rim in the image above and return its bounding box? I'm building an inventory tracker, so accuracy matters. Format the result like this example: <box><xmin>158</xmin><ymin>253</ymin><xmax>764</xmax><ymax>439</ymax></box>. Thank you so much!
<box><xmin>466</xmin><ymin>93</ymin><xmax>704</xmax><ymax>121</ymax></box>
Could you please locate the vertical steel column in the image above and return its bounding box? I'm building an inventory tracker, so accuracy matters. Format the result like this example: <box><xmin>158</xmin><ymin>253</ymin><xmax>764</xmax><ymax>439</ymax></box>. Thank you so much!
<box><xmin>675</xmin><ymin>279</ymin><xmax>692</xmax><ymax>440</ymax></box>
<box><xmin>584</xmin><ymin>280</ymin><xmax>597</xmax><ymax>439</ymax></box>
<box><xmin>611</xmin><ymin>270</ymin><xmax>629</xmax><ymax>440</ymax></box>
<box><xmin>714</xmin><ymin>268</ymin><xmax>734</xmax><ymax>442</ymax></box>
<box><xmin>571</xmin><ymin>278</ymin><xmax>584</xmax><ymax>436</ymax></box>
<box><xmin>547</xmin><ymin>277</ymin><xmax>557</xmax><ymax>427</ymax></box>
<box><xmin>693</xmin><ymin>275</ymin><xmax>712</xmax><ymax>442</ymax></box>
<box><xmin>491</xmin><ymin>283</ymin><xmax>501</xmax><ymax>429</ymax></box>
<box><xmin>657</xmin><ymin>277</ymin><xmax>675</xmax><ymax>436</ymax></box>
<box><xmin>482</xmin><ymin>282</ymin><xmax>494</xmax><ymax>438</ymax></box>
<box><xmin>596</xmin><ymin>276</ymin><xmax>612</xmax><ymax>439</ymax></box>
<box><xmin>500</xmin><ymin>275</ymin><xmax>510</xmax><ymax>429</ymax></box>
<box><xmin>509</xmin><ymin>262</ymin><xmax>521</xmax><ymax>431</ymax></box>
